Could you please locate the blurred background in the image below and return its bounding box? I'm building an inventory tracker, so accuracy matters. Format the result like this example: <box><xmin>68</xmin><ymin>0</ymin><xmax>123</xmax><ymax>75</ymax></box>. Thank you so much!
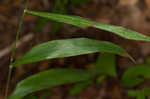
<box><xmin>0</xmin><ymin>0</ymin><xmax>150</xmax><ymax>98</ymax></box>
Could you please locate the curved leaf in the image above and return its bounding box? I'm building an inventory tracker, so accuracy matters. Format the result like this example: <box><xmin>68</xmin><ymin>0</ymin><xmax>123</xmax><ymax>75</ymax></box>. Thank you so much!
<box><xmin>9</xmin><ymin>69</ymin><xmax>97</xmax><ymax>99</ymax></box>
<box><xmin>25</xmin><ymin>10</ymin><xmax>150</xmax><ymax>41</ymax></box>
<box><xmin>12</xmin><ymin>38</ymin><xmax>131</xmax><ymax>66</ymax></box>
<box><xmin>120</xmin><ymin>65</ymin><xmax>150</xmax><ymax>88</ymax></box>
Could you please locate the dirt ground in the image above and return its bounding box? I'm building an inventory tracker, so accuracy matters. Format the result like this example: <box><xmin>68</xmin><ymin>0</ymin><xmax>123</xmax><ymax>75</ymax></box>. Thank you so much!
<box><xmin>0</xmin><ymin>0</ymin><xmax>150</xmax><ymax>99</ymax></box>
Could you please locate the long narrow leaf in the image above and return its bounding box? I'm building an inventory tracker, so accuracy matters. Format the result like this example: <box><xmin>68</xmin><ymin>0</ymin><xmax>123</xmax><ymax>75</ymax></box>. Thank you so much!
<box><xmin>11</xmin><ymin>38</ymin><xmax>131</xmax><ymax>66</ymax></box>
<box><xmin>9</xmin><ymin>69</ymin><xmax>97</xmax><ymax>99</ymax></box>
<box><xmin>25</xmin><ymin>10</ymin><xmax>150</xmax><ymax>41</ymax></box>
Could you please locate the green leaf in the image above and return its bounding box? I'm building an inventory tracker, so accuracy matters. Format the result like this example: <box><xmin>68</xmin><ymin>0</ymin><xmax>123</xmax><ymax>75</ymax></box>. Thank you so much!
<box><xmin>95</xmin><ymin>53</ymin><xmax>117</xmax><ymax>77</ymax></box>
<box><xmin>143</xmin><ymin>88</ymin><xmax>150</xmax><ymax>97</ymax></box>
<box><xmin>128</xmin><ymin>88</ymin><xmax>150</xmax><ymax>98</ymax></box>
<box><xmin>25</xmin><ymin>10</ymin><xmax>150</xmax><ymax>41</ymax></box>
<box><xmin>128</xmin><ymin>90</ymin><xmax>138</xmax><ymax>97</ymax></box>
<box><xmin>71</xmin><ymin>0</ymin><xmax>91</xmax><ymax>5</ymax></box>
<box><xmin>145</xmin><ymin>57</ymin><xmax>150</xmax><ymax>65</ymax></box>
<box><xmin>69</xmin><ymin>79</ymin><xmax>93</xmax><ymax>96</ymax></box>
<box><xmin>128</xmin><ymin>90</ymin><xmax>146</xmax><ymax>99</ymax></box>
<box><xmin>121</xmin><ymin>65</ymin><xmax>150</xmax><ymax>88</ymax></box>
<box><xmin>137</xmin><ymin>91</ymin><xmax>145</xmax><ymax>99</ymax></box>
<box><xmin>9</xmin><ymin>69</ymin><xmax>97</xmax><ymax>99</ymax></box>
<box><xmin>23</xmin><ymin>94</ymin><xmax>37</xmax><ymax>99</ymax></box>
<box><xmin>12</xmin><ymin>38</ymin><xmax>131</xmax><ymax>66</ymax></box>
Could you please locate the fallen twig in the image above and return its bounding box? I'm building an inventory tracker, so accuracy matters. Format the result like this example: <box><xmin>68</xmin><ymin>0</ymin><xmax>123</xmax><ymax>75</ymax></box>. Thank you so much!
<box><xmin>0</xmin><ymin>33</ymin><xmax>34</xmax><ymax>59</ymax></box>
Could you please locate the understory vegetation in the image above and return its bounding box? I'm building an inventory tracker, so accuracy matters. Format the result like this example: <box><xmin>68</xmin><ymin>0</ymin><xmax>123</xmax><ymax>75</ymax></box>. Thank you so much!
<box><xmin>3</xmin><ymin>0</ymin><xmax>150</xmax><ymax>99</ymax></box>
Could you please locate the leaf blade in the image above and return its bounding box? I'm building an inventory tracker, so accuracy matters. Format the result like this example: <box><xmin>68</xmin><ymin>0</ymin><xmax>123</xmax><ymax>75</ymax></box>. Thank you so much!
<box><xmin>25</xmin><ymin>10</ymin><xmax>150</xmax><ymax>41</ymax></box>
<box><xmin>12</xmin><ymin>38</ymin><xmax>130</xmax><ymax>66</ymax></box>
<box><xmin>9</xmin><ymin>69</ymin><xmax>97</xmax><ymax>99</ymax></box>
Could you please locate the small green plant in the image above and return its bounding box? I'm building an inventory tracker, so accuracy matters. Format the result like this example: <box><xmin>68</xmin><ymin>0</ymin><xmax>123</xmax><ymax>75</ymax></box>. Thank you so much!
<box><xmin>5</xmin><ymin>0</ymin><xmax>150</xmax><ymax>99</ymax></box>
<box><xmin>69</xmin><ymin>54</ymin><xmax>150</xmax><ymax>98</ymax></box>
<box><xmin>120</xmin><ymin>64</ymin><xmax>150</xmax><ymax>88</ymax></box>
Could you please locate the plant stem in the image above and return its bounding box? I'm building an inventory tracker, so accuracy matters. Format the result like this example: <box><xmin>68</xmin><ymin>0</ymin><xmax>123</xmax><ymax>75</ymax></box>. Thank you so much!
<box><xmin>4</xmin><ymin>0</ymin><xmax>29</xmax><ymax>99</ymax></box>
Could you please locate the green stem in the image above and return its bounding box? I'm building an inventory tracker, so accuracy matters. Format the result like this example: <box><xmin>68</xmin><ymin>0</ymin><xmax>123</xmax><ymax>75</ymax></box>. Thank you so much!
<box><xmin>4</xmin><ymin>0</ymin><xmax>29</xmax><ymax>99</ymax></box>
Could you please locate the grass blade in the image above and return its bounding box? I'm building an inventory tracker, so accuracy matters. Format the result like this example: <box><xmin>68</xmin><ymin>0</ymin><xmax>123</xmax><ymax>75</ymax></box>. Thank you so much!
<box><xmin>11</xmin><ymin>38</ymin><xmax>131</xmax><ymax>66</ymax></box>
<box><xmin>9</xmin><ymin>69</ymin><xmax>97</xmax><ymax>99</ymax></box>
<box><xmin>25</xmin><ymin>10</ymin><xmax>150</xmax><ymax>41</ymax></box>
